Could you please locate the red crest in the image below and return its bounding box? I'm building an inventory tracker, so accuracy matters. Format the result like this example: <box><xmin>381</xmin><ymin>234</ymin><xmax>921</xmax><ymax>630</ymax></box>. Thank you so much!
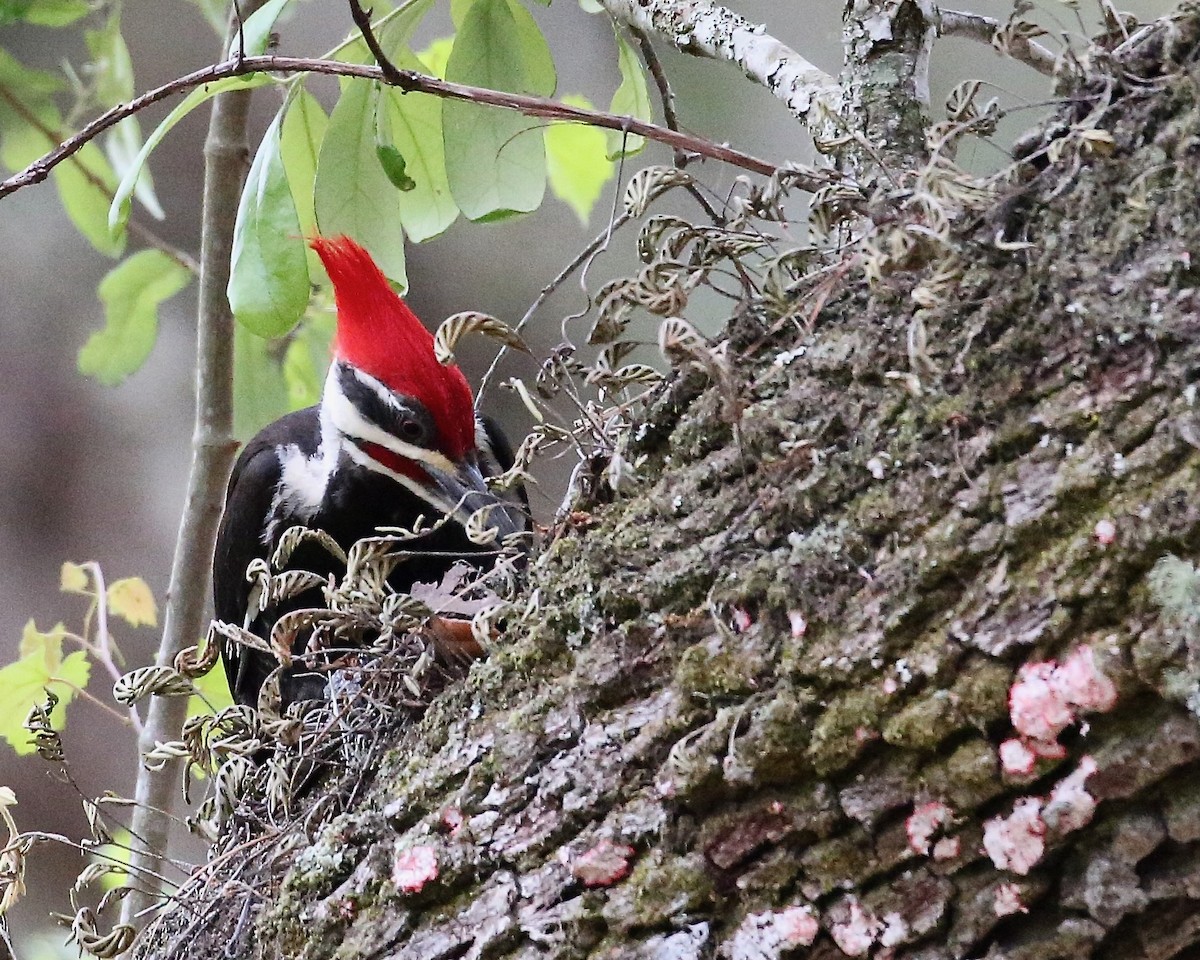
<box><xmin>310</xmin><ymin>235</ymin><xmax>475</xmax><ymax>461</ymax></box>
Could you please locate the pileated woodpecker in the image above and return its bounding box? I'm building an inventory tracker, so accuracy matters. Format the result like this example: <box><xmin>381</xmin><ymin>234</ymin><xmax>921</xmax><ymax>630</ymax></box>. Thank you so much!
<box><xmin>213</xmin><ymin>235</ymin><xmax>527</xmax><ymax>708</ymax></box>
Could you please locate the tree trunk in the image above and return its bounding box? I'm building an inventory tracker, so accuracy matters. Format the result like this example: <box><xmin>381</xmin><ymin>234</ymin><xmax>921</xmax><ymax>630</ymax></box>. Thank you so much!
<box><xmin>138</xmin><ymin>9</ymin><xmax>1200</xmax><ymax>959</ymax></box>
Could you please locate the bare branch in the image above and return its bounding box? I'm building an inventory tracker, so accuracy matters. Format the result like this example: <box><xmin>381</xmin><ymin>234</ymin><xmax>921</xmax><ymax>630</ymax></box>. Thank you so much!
<box><xmin>0</xmin><ymin>57</ymin><xmax>848</xmax><ymax>204</ymax></box>
<box><xmin>940</xmin><ymin>10</ymin><xmax>1058</xmax><ymax>77</ymax></box>
<box><xmin>598</xmin><ymin>0</ymin><xmax>839</xmax><ymax>124</ymax></box>
<box><xmin>118</xmin><ymin>1</ymin><xmax>263</xmax><ymax>935</ymax></box>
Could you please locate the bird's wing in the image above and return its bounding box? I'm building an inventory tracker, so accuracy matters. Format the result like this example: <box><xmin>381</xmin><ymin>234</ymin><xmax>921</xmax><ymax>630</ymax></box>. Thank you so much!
<box><xmin>213</xmin><ymin>407</ymin><xmax>321</xmax><ymax>704</ymax></box>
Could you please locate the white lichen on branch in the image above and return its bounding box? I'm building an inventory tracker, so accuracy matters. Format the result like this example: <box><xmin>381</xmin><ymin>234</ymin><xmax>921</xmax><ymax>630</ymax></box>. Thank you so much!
<box><xmin>599</xmin><ymin>0</ymin><xmax>839</xmax><ymax>124</ymax></box>
<box><xmin>939</xmin><ymin>9</ymin><xmax>1058</xmax><ymax>77</ymax></box>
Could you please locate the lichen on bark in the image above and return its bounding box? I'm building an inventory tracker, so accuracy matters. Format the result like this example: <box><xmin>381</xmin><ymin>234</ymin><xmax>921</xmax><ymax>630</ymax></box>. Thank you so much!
<box><xmin>140</xmin><ymin>8</ymin><xmax>1200</xmax><ymax>959</ymax></box>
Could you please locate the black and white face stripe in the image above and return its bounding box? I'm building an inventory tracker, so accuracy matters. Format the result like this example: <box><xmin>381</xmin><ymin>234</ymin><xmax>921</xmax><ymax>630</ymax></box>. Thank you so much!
<box><xmin>323</xmin><ymin>363</ymin><xmax>458</xmax><ymax>475</ymax></box>
<box><xmin>335</xmin><ymin>364</ymin><xmax>439</xmax><ymax>451</ymax></box>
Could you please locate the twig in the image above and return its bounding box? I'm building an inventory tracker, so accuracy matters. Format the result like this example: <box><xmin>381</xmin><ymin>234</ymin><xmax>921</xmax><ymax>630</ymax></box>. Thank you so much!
<box><xmin>80</xmin><ymin>562</ymin><xmax>145</xmax><ymax>734</ymax></box>
<box><xmin>939</xmin><ymin>10</ymin><xmax>1058</xmax><ymax>77</ymax></box>
<box><xmin>118</xmin><ymin>0</ymin><xmax>264</xmax><ymax>936</ymax></box>
<box><xmin>630</xmin><ymin>28</ymin><xmax>724</xmax><ymax>226</ymax></box>
<box><xmin>476</xmin><ymin>209</ymin><xmax>636</xmax><ymax>406</ymax></box>
<box><xmin>0</xmin><ymin>56</ymin><xmax>849</xmax><ymax>203</ymax></box>
<box><xmin>346</xmin><ymin>0</ymin><xmax>406</xmax><ymax>88</ymax></box>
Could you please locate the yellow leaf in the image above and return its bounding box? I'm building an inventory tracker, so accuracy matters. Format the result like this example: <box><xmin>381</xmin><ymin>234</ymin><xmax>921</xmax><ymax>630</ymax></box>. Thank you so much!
<box><xmin>19</xmin><ymin>620</ymin><xmax>66</xmax><ymax>669</ymax></box>
<box><xmin>546</xmin><ymin>94</ymin><xmax>615</xmax><ymax>224</ymax></box>
<box><xmin>107</xmin><ymin>578</ymin><xmax>157</xmax><ymax>628</ymax></box>
<box><xmin>60</xmin><ymin>561</ymin><xmax>90</xmax><ymax>593</ymax></box>
<box><xmin>415</xmin><ymin>36</ymin><xmax>454</xmax><ymax>79</ymax></box>
<box><xmin>0</xmin><ymin>624</ymin><xmax>90</xmax><ymax>755</ymax></box>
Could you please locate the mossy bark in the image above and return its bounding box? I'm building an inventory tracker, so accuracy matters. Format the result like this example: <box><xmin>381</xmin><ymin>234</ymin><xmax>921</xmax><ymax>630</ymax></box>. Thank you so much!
<box><xmin>140</xmin><ymin>9</ymin><xmax>1200</xmax><ymax>959</ymax></box>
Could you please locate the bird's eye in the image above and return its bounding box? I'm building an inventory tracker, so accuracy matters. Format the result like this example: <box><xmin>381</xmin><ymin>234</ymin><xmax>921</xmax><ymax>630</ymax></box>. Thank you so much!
<box><xmin>400</xmin><ymin>419</ymin><xmax>424</xmax><ymax>441</ymax></box>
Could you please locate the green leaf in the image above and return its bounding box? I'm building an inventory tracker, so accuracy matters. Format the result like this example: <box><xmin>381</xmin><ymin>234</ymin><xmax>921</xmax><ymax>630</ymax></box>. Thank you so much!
<box><xmin>0</xmin><ymin>119</ymin><xmax>126</xmax><ymax>258</ymax></box>
<box><xmin>0</xmin><ymin>51</ymin><xmax>125</xmax><ymax>256</ymax></box>
<box><xmin>380</xmin><ymin>44</ymin><xmax>458</xmax><ymax>241</ymax></box>
<box><xmin>233</xmin><ymin>324</ymin><xmax>292</xmax><ymax>439</ymax></box>
<box><xmin>283</xmin><ymin>311</ymin><xmax>334</xmax><ymax>409</ymax></box>
<box><xmin>9</xmin><ymin>0</ymin><xmax>88</xmax><ymax>26</ymax></box>
<box><xmin>279</xmin><ymin>88</ymin><xmax>327</xmax><ymax>239</ymax></box>
<box><xmin>375</xmin><ymin>144</ymin><xmax>417</xmax><ymax>191</ymax></box>
<box><xmin>377</xmin><ymin>0</ymin><xmax>437</xmax><ymax>50</ymax></box>
<box><xmin>443</xmin><ymin>0</ymin><xmax>549</xmax><ymax>221</ymax></box>
<box><xmin>229</xmin><ymin>112</ymin><xmax>310</xmax><ymax>337</ymax></box>
<box><xmin>315</xmin><ymin>79</ymin><xmax>407</xmax><ymax>287</ymax></box>
<box><xmin>227</xmin><ymin>0</ymin><xmax>294</xmax><ymax>59</ymax></box>
<box><xmin>0</xmin><ymin>48</ymin><xmax>61</xmax><ymax>100</ymax></box>
<box><xmin>109</xmin><ymin>74</ymin><xmax>269</xmax><ymax>239</ymax></box>
<box><xmin>415</xmin><ymin>37</ymin><xmax>454</xmax><ymax>79</ymax></box>
<box><xmin>504</xmin><ymin>0</ymin><xmax>556</xmax><ymax>97</ymax></box>
<box><xmin>449</xmin><ymin>0</ymin><xmax>474</xmax><ymax>28</ymax></box>
<box><xmin>87</xmin><ymin>24</ymin><xmax>163</xmax><ymax>224</ymax></box>
<box><xmin>79</xmin><ymin>251</ymin><xmax>191</xmax><ymax>386</ymax></box>
<box><xmin>607</xmin><ymin>28</ymin><xmax>651</xmax><ymax>157</ymax></box>
<box><xmin>0</xmin><ymin>622</ymin><xmax>90</xmax><ymax>756</ymax></box>
<box><xmin>86</xmin><ymin>14</ymin><xmax>135</xmax><ymax>105</ymax></box>
<box><xmin>546</xmin><ymin>94</ymin><xmax>614</xmax><ymax>224</ymax></box>
<box><xmin>105</xmin><ymin>116</ymin><xmax>165</xmax><ymax>220</ymax></box>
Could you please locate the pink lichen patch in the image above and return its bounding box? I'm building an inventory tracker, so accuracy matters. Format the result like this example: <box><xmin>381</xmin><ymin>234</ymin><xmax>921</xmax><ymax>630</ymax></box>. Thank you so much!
<box><xmin>572</xmin><ymin>839</ymin><xmax>635</xmax><ymax>888</ymax></box>
<box><xmin>392</xmin><ymin>844</ymin><xmax>439</xmax><ymax>894</ymax></box>
<box><xmin>828</xmin><ymin>898</ymin><xmax>880</xmax><ymax>957</ymax></box>
<box><xmin>1026</xmin><ymin>737</ymin><xmax>1068</xmax><ymax>760</ymax></box>
<box><xmin>878</xmin><ymin>912</ymin><xmax>909</xmax><ymax>948</ymax></box>
<box><xmin>882</xmin><ymin>676</ymin><xmax>899</xmax><ymax>695</ymax></box>
<box><xmin>788</xmin><ymin>610</ymin><xmax>808</xmax><ymax>637</ymax></box>
<box><xmin>732</xmin><ymin>607</ymin><xmax>753</xmax><ymax>632</ymax></box>
<box><xmin>999</xmin><ymin>737</ymin><xmax>1038</xmax><ymax>776</ymax></box>
<box><xmin>1094</xmin><ymin>518</ymin><xmax>1116</xmax><ymax>546</ymax></box>
<box><xmin>1043</xmin><ymin>756</ymin><xmax>1098</xmax><ymax>834</ymax></box>
<box><xmin>775</xmin><ymin>906</ymin><xmax>819</xmax><ymax>946</ymax></box>
<box><xmin>854</xmin><ymin>726</ymin><xmax>879</xmax><ymax>745</ymax></box>
<box><xmin>906</xmin><ymin>800</ymin><xmax>954</xmax><ymax>856</ymax></box>
<box><xmin>932</xmin><ymin>836</ymin><xmax>961</xmax><ymax>862</ymax></box>
<box><xmin>993</xmin><ymin>881</ymin><xmax>1028</xmax><ymax>917</ymax></box>
<box><xmin>727</xmin><ymin>906</ymin><xmax>818</xmax><ymax>959</ymax></box>
<box><xmin>983</xmin><ymin>797</ymin><xmax>1046</xmax><ymax>875</ymax></box>
<box><xmin>1006</xmin><ymin>644</ymin><xmax>1117</xmax><ymax>759</ymax></box>
<box><xmin>1009</xmin><ymin>662</ymin><xmax>1074</xmax><ymax>743</ymax></box>
<box><xmin>1057</xmin><ymin>646</ymin><xmax>1117</xmax><ymax>713</ymax></box>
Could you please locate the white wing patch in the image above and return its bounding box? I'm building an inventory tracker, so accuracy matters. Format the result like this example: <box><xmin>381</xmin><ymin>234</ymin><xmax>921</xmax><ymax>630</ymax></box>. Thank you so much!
<box><xmin>265</xmin><ymin>443</ymin><xmax>332</xmax><ymax>545</ymax></box>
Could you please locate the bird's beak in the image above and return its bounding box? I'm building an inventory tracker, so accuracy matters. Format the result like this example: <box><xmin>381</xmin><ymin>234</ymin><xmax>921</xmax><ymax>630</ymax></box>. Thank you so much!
<box><xmin>422</xmin><ymin>458</ymin><xmax>527</xmax><ymax>547</ymax></box>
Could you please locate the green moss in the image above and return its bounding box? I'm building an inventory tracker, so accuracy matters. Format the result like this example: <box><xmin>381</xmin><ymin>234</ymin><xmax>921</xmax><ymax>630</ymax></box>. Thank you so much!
<box><xmin>807</xmin><ymin>688</ymin><xmax>887</xmax><ymax>776</ymax></box>
<box><xmin>799</xmin><ymin>832</ymin><xmax>879</xmax><ymax>896</ymax></box>
<box><xmin>674</xmin><ymin>632</ymin><xmax>769</xmax><ymax>699</ymax></box>
<box><xmin>921</xmin><ymin>738</ymin><xmax>1003</xmax><ymax>810</ymax></box>
<box><xmin>601</xmin><ymin>852</ymin><xmax>715</xmax><ymax>931</ymax></box>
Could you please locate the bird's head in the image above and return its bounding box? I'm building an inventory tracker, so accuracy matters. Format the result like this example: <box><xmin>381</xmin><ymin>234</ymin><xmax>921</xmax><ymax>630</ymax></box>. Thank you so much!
<box><xmin>311</xmin><ymin>235</ymin><xmax>523</xmax><ymax>541</ymax></box>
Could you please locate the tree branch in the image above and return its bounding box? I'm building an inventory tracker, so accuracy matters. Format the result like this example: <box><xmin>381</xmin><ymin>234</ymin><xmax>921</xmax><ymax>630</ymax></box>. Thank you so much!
<box><xmin>0</xmin><ymin>57</ymin><xmax>848</xmax><ymax>204</ymax></box>
<box><xmin>598</xmin><ymin>0</ymin><xmax>839</xmax><ymax>124</ymax></box>
<box><xmin>939</xmin><ymin>9</ymin><xmax>1058</xmax><ymax>77</ymax></box>
<box><xmin>118</xmin><ymin>1</ymin><xmax>264</xmax><ymax>936</ymax></box>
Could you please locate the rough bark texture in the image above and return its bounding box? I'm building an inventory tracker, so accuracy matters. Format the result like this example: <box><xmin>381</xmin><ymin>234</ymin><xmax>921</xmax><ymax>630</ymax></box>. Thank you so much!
<box><xmin>140</xmin><ymin>9</ymin><xmax>1200</xmax><ymax>959</ymax></box>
